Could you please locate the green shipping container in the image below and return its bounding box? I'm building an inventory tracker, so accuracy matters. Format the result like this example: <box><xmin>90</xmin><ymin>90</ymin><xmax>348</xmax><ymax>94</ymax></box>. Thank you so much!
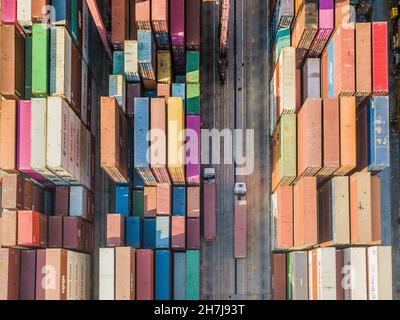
<box><xmin>132</xmin><ymin>190</ymin><xmax>144</xmax><ymax>218</ymax></box>
<box><xmin>186</xmin><ymin>83</ymin><xmax>200</xmax><ymax>114</ymax></box>
<box><xmin>186</xmin><ymin>51</ymin><xmax>200</xmax><ymax>84</ymax></box>
<box><xmin>279</xmin><ymin>114</ymin><xmax>296</xmax><ymax>184</ymax></box>
<box><xmin>287</xmin><ymin>252</ymin><xmax>293</xmax><ymax>300</ymax></box>
<box><xmin>274</xmin><ymin>28</ymin><xmax>291</xmax><ymax>63</ymax></box>
<box><xmin>71</xmin><ymin>0</ymin><xmax>78</xmax><ymax>44</ymax></box>
<box><xmin>186</xmin><ymin>250</ymin><xmax>199</xmax><ymax>300</ymax></box>
<box><xmin>25</xmin><ymin>36</ymin><xmax>32</xmax><ymax>99</ymax></box>
<box><xmin>32</xmin><ymin>23</ymin><xmax>49</xmax><ymax>97</ymax></box>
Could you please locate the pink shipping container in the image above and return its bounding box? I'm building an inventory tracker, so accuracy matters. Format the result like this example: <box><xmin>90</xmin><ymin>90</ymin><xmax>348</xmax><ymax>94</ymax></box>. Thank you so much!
<box><xmin>186</xmin><ymin>115</ymin><xmax>200</xmax><ymax>185</ymax></box>
<box><xmin>203</xmin><ymin>183</ymin><xmax>216</xmax><ymax>241</ymax></box>
<box><xmin>171</xmin><ymin>216</ymin><xmax>185</xmax><ymax>249</ymax></box>
<box><xmin>187</xmin><ymin>218</ymin><xmax>200</xmax><ymax>249</ymax></box>
<box><xmin>234</xmin><ymin>200</ymin><xmax>247</xmax><ymax>259</ymax></box>
<box><xmin>372</xmin><ymin>22</ymin><xmax>388</xmax><ymax>95</ymax></box>
<box><xmin>156</xmin><ymin>184</ymin><xmax>171</xmax><ymax>215</ymax></box>
<box><xmin>170</xmin><ymin>0</ymin><xmax>185</xmax><ymax>47</ymax></box>
<box><xmin>136</xmin><ymin>249</ymin><xmax>154</xmax><ymax>300</ymax></box>
<box><xmin>1</xmin><ymin>0</ymin><xmax>17</xmax><ymax>24</ymax></box>
<box><xmin>17</xmin><ymin>101</ymin><xmax>45</xmax><ymax>181</ymax></box>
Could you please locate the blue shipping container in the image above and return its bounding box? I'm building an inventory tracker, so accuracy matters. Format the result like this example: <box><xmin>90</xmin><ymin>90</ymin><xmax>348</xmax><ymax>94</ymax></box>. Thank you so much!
<box><xmin>173</xmin><ymin>253</ymin><xmax>186</xmax><ymax>300</ymax></box>
<box><xmin>173</xmin><ymin>187</ymin><xmax>186</xmax><ymax>216</ymax></box>
<box><xmin>134</xmin><ymin>98</ymin><xmax>150</xmax><ymax>166</ymax></box>
<box><xmin>69</xmin><ymin>186</ymin><xmax>85</xmax><ymax>217</ymax></box>
<box><xmin>155</xmin><ymin>32</ymin><xmax>170</xmax><ymax>50</ymax></box>
<box><xmin>113</xmin><ymin>51</ymin><xmax>125</xmax><ymax>75</ymax></box>
<box><xmin>155</xmin><ymin>250</ymin><xmax>171</xmax><ymax>300</ymax></box>
<box><xmin>138</xmin><ymin>30</ymin><xmax>154</xmax><ymax>63</ymax></box>
<box><xmin>327</xmin><ymin>39</ymin><xmax>334</xmax><ymax>98</ymax></box>
<box><xmin>115</xmin><ymin>186</ymin><xmax>130</xmax><ymax>216</ymax></box>
<box><xmin>52</xmin><ymin>0</ymin><xmax>72</xmax><ymax>26</ymax></box>
<box><xmin>172</xmin><ymin>83</ymin><xmax>186</xmax><ymax>106</ymax></box>
<box><xmin>144</xmin><ymin>91</ymin><xmax>157</xmax><ymax>98</ymax></box>
<box><xmin>133</xmin><ymin>170</ymin><xmax>144</xmax><ymax>189</ymax></box>
<box><xmin>109</xmin><ymin>75</ymin><xmax>125</xmax><ymax>108</ymax></box>
<box><xmin>368</xmin><ymin>96</ymin><xmax>390</xmax><ymax>172</ymax></box>
<box><xmin>156</xmin><ymin>216</ymin><xmax>170</xmax><ymax>248</ymax></box>
<box><xmin>126</xmin><ymin>216</ymin><xmax>142</xmax><ymax>248</ymax></box>
<box><xmin>143</xmin><ymin>218</ymin><xmax>156</xmax><ymax>249</ymax></box>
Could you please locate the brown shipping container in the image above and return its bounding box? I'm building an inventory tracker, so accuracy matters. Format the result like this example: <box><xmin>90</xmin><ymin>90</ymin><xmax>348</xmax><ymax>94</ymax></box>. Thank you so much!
<box><xmin>273</xmin><ymin>186</ymin><xmax>293</xmax><ymax>249</ymax></box>
<box><xmin>320</xmin><ymin>98</ymin><xmax>340</xmax><ymax>176</ymax></box>
<box><xmin>294</xmin><ymin>177</ymin><xmax>318</xmax><ymax>249</ymax></box>
<box><xmin>100</xmin><ymin>97</ymin><xmax>128</xmax><ymax>183</ymax></box>
<box><xmin>48</xmin><ymin>216</ymin><xmax>63</xmax><ymax>248</ymax></box>
<box><xmin>355</xmin><ymin>23</ymin><xmax>372</xmax><ymax>105</ymax></box>
<box><xmin>23</xmin><ymin>180</ymin><xmax>32</xmax><ymax>211</ymax></box>
<box><xmin>115</xmin><ymin>247</ymin><xmax>136</xmax><ymax>300</ymax></box>
<box><xmin>55</xmin><ymin>186</ymin><xmax>70</xmax><ymax>216</ymax></box>
<box><xmin>297</xmin><ymin>98</ymin><xmax>322</xmax><ymax>177</ymax></box>
<box><xmin>112</xmin><ymin>0</ymin><xmax>128</xmax><ymax>48</ymax></box>
<box><xmin>17</xmin><ymin>211</ymin><xmax>48</xmax><ymax>248</ymax></box>
<box><xmin>171</xmin><ymin>216</ymin><xmax>185</xmax><ymax>249</ymax></box>
<box><xmin>187</xmin><ymin>187</ymin><xmax>200</xmax><ymax>218</ymax></box>
<box><xmin>356</xmin><ymin>104</ymin><xmax>368</xmax><ymax>171</ymax></box>
<box><xmin>32</xmin><ymin>0</ymin><xmax>50</xmax><ymax>22</ymax></box>
<box><xmin>203</xmin><ymin>183</ymin><xmax>216</xmax><ymax>241</ymax></box>
<box><xmin>234</xmin><ymin>200</ymin><xmax>247</xmax><ymax>258</ymax></box>
<box><xmin>107</xmin><ymin>214</ymin><xmax>125</xmax><ymax>247</ymax></box>
<box><xmin>186</xmin><ymin>0</ymin><xmax>200</xmax><ymax>50</ymax></box>
<box><xmin>350</xmin><ymin>172</ymin><xmax>372</xmax><ymax>244</ymax></box>
<box><xmin>336</xmin><ymin>97</ymin><xmax>356</xmax><ymax>176</ymax></box>
<box><xmin>31</xmin><ymin>183</ymin><xmax>44</xmax><ymax>214</ymax></box>
<box><xmin>0</xmin><ymin>25</ymin><xmax>25</xmax><ymax>99</ymax></box>
<box><xmin>272</xmin><ymin>253</ymin><xmax>287</xmax><ymax>300</ymax></box>
<box><xmin>129</xmin><ymin>0</ymin><xmax>138</xmax><ymax>40</ymax></box>
<box><xmin>20</xmin><ymin>250</ymin><xmax>37</xmax><ymax>300</ymax></box>
<box><xmin>0</xmin><ymin>100</ymin><xmax>18</xmax><ymax>172</ymax></box>
<box><xmin>336</xmin><ymin>250</ymin><xmax>344</xmax><ymax>300</ymax></box>
<box><xmin>63</xmin><ymin>217</ymin><xmax>93</xmax><ymax>254</ymax></box>
<box><xmin>1</xmin><ymin>210</ymin><xmax>18</xmax><ymax>248</ymax></box>
<box><xmin>371</xmin><ymin>176</ymin><xmax>382</xmax><ymax>244</ymax></box>
<box><xmin>156</xmin><ymin>184</ymin><xmax>171</xmax><ymax>215</ymax></box>
<box><xmin>35</xmin><ymin>249</ymin><xmax>46</xmax><ymax>300</ymax></box>
<box><xmin>45</xmin><ymin>249</ymin><xmax>68</xmax><ymax>300</ymax></box>
<box><xmin>144</xmin><ymin>187</ymin><xmax>157</xmax><ymax>217</ymax></box>
<box><xmin>187</xmin><ymin>218</ymin><xmax>200</xmax><ymax>250</ymax></box>
<box><xmin>0</xmin><ymin>248</ymin><xmax>20</xmax><ymax>300</ymax></box>
<box><xmin>1</xmin><ymin>174</ymin><xmax>25</xmax><ymax>210</ymax></box>
<box><xmin>136</xmin><ymin>249</ymin><xmax>154</xmax><ymax>300</ymax></box>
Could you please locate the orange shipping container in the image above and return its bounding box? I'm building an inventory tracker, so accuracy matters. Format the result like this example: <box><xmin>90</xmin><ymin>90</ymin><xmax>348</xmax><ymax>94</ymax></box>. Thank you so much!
<box><xmin>151</xmin><ymin>0</ymin><xmax>168</xmax><ymax>33</ymax></box>
<box><xmin>336</xmin><ymin>97</ymin><xmax>356</xmax><ymax>176</ymax></box>
<box><xmin>297</xmin><ymin>98</ymin><xmax>322</xmax><ymax>177</ymax></box>
<box><xmin>156</xmin><ymin>184</ymin><xmax>171</xmax><ymax>215</ymax></box>
<box><xmin>0</xmin><ymin>100</ymin><xmax>17</xmax><ymax>173</ymax></box>
<box><xmin>111</xmin><ymin>0</ymin><xmax>128</xmax><ymax>49</ymax></box>
<box><xmin>107</xmin><ymin>214</ymin><xmax>125</xmax><ymax>247</ymax></box>
<box><xmin>271</xmin><ymin>186</ymin><xmax>293</xmax><ymax>250</ymax></box>
<box><xmin>144</xmin><ymin>187</ymin><xmax>157</xmax><ymax>217</ymax></box>
<box><xmin>45</xmin><ymin>249</ymin><xmax>68</xmax><ymax>300</ymax></box>
<box><xmin>294</xmin><ymin>176</ymin><xmax>318</xmax><ymax>249</ymax></box>
<box><xmin>355</xmin><ymin>23</ymin><xmax>372</xmax><ymax>105</ymax></box>
<box><xmin>115</xmin><ymin>247</ymin><xmax>136</xmax><ymax>300</ymax></box>
<box><xmin>136</xmin><ymin>0</ymin><xmax>151</xmax><ymax>30</ymax></box>
<box><xmin>320</xmin><ymin>98</ymin><xmax>340</xmax><ymax>176</ymax></box>
<box><xmin>335</xmin><ymin>0</ymin><xmax>355</xmax><ymax>28</ymax></box>
<box><xmin>371</xmin><ymin>176</ymin><xmax>382</xmax><ymax>244</ymax></box>
<box><xmin>187</xmin><ymin>187</ymin><xmax>200</xmax><ymax>218</ymax></box>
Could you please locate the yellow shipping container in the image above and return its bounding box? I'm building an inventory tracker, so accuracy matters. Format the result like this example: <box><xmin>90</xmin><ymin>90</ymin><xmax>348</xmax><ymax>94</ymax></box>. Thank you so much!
<box><xmin>167</xmin><ymin>97</ymin><xmax>185</xmax><ymax>184</ymax></box>
<box><xmin>157</xmin><ymin>50</ymin><xmax>171</xmax><ymax>84</ymax></box>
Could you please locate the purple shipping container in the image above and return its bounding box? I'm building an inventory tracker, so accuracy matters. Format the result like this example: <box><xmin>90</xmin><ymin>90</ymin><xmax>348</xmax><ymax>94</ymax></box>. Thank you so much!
<box><xmin>20</xmin><ymin>250</ymin><xmax>36</xmax><ymax>300</ymax></box>
<box><xmin>308</xmin><ymin>0</ymin><xmax>334</xmax><ymax>57</ymax></box>
<box><xmin>127</xmin><ymin>83</ymin><xmax>143</xmax><ymax>117</ymax></box>
<box><xmin>171</xmin><ymin>0</ymin><xmax>185</xmax><ymax>47</ymax></box>
<box><xmin>187</xmin><ymin>218</ymin><xmax>200</xmax><ymax>249</ymax></box>
<box><xmin>186</xmin><ymin>115</ymin><xmax>200</xmax><ymax>185</ymax></box>
<box><xmin>302</xmin><ymin>58</ymin><xmax>321</xmax><ymax>102</ymax></box>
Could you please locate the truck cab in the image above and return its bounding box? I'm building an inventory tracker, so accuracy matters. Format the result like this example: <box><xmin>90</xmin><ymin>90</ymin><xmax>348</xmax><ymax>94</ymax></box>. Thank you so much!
<box><xmin>234</xmin><ymin>182</ymin><xmax>247</xmax><ymax>198</ymax></box>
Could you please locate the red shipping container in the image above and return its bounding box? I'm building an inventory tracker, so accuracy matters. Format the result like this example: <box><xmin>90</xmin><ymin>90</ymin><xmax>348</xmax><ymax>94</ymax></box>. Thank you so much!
<box><xmin>272</xmin><ymin>253</ymin><xmax>287</xmax><ymax>300</ymax></box>
<box><xmin>203</xmin><ymin>183</ymin><xmax>216</xmax><ymax>242</ymax></box>
<box><xmin>151</xmin><ymin>0</ymin><xmax>168</xmax><ymax>33</ymax></box>
<box><xmin>1</xmin><ymin>174</ymin><xmax>25</xmax><ymax>210</ymax></box>
<box><xmin>48</xmin><ymin>216</ymin><xmax>63</xmax><ymax>248</ymax></box>
<box><xmin>0</xmin><ymin>248</ymin><xmax>20</xmax><ymax>300</ymax></box>
<box><xmin>135</xmin><ymin>0</ymin><xmax>151</xmax><ymax>30</ymax></box>
<box><xmin>234</xmin><ymin>200</ymin><xmax>247</xmax><ymax>258</ymax></box>
<box><xmin>136</xmin><ymin>249</ymin><xmax>154</xmax><ymax>300</ymax></box>
<box><xmin>144</xmin><ymin>187</ymin><xmax>157</xmax><ymax>217</ymax></box>
<box><xmin>17</xmin><ymin>211</ymin><xmax>48</xmax><ymax>248</ymax></box>
<box><xmin>63</xmin><ymin>217</ymin><xmax>94</xmax><ymax>254</ymax></box>
<box><xmin>171</xmin><ymin>216</ymin><xmax>185</xmax><ymax>249</ymax></box>
<box><xmin>55</xmin><ymin>186</ymin><xmax>69</xmax><ymax>216</ymax></box>
<box><xmin>107</xmin><ymin>214</ymin><xmax>125</xmax><ymax>247</ymax></box>
<box><xmin>294</xmin><ymin>176</ymin><xmax>318</xmax><ymax>249</ymax></box>
<box><xmin>187</xmin><ymin>218</ymin><xmax>200</xmax><ymax>250</ymax></box>
<box><xmin>372</xmin><ymin>22</ymin><xmax>388</xmax><ymax>95</ymax></box>
<box><xmin>111</xmin><ymin>0</ymin><xmax>128</xmax><ymax>49</ymax></box>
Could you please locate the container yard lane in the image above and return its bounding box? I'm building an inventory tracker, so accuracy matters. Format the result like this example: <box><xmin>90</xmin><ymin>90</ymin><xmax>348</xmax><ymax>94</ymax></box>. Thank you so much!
<box><xmin>201</xmin><ymin>0</ymin><xmax>270</xmax><ymax>299</ymax></box>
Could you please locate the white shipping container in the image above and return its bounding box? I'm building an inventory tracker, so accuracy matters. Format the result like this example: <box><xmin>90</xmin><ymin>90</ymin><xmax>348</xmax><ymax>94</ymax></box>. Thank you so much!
<box><xmin>308</xmin><ymin>250</ymin><xmax>315</xmax><ymax>300</ymax></box>
<box><xmin>278</xmin><ymin>47</ymin><xmax>296</xmax><ymax>114</ymax></box>
<box><xmin>331</xmin><ymin>177</ymin><xmax>350</xmax><ymax>245</ymax></box>
<box><xmin>81</xmin><ymin>60</ymin><xmax>88</xmax><ymax>126</ymax></box>
<box><xmin>47</xmin><ymin>97</ymin><xmax>72</xmax><ymax>179</ymax></box>
<box><xmin>85</xmin><ymin>129</ymin><xmax>92</xmax><ymax>189</ymax></box>
<box><xmin>124</xmin><ymin>40</ymin><xmax>140</xmax><ymax>82</ymax></box>
<box><xmin>269</xmin><ymin>68</ymin><xmax>277</xmax><ymax>135</ymax></box>
<box><xmin>74</xmin><ymin>115</ymin><xmax>81</xmax><ymax>183</ymax></box>
<box><xmin>343</xmin><ymin>247</ymin><xmax>367</xmax><ymax>300</ymax></box>
<box><xmin>109</xmin><ymin>75</ymin><xmax>126</xmax><ymax>113</ymax></box>
<box><xmin>317</xmin><ymin>248</ymin><xmax>337</xmax><ymax>300</ymax></box>
<box><xmin>78</xmin><ymin>253</ymin><xmax>85</xmax><ymax>300</ymax></box>
<box><xmin>84</xmin><ymin>254</ymin><xmax>91</xmax><ymax>300</ymax></box>
<box><xmin>367</xmin><ymin>246</ymin><xmax>392</xmax><ymax>300</ymax></box>
<box><xmin>50</xmin><ymin>26</ymin><xmax>72</xmax><ymax>102</ymax></box>
<box><xmin>73</xmin><ymin>251</ymin><xmax>79</xmax><ymax>300</ymax></box>
<box><xmin>99</xmin><ymin>248</ymin><xmax>115</xmax><ymax>300</ymax></box>
<box><xmin>17</xmin><ymin>0</ymin><xmax>32</xmax><ymax>28</ymax></box>
<box><xmin>66</xmin><ymin>251</ymin><xmax>75</xmax><ymax>300</ymax></box>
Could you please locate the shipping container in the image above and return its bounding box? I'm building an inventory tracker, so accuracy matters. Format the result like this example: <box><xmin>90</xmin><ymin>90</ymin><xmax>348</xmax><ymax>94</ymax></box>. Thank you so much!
<box><xmin>318</xmin><ymin>177</ymin><xmax>350</xmax><ymax>246</ymax></box>
<box><xmin>372</xmin><ymin>22</ymin><xmax>388</xmax><ymax>95</ymax></box>
<box><xmin>109</xmin><ymin>74</ymin><xmax>126</xmax><ymax>113</ymax></box>
<box><xmin>63</xmin><ymin>217</ymin><xmax>93</xmax><ymax>254</ymax></box>
<box><xmin>156</xmin><ymin>216</ymin><xmax>170</xmax><ymax>248</ymax></box>
<box><xmin>335</xmin><ymin>0</ymin><xmax>355</xmax><ymax>28</ymax></box>
<box><xmin>1</xmin><ymin>0</ymin><xmax>17</xmax><ymax>24</ymax></box>
<box><xmin>203</xmin><ymin>183</ymin><xmax>216</xmax><ymax>241</ymax></box>
<box><xmin>0</xmin><ymin>100</ymin><xmax>18</xmax><ymax>172</ymax></box>
<box><xmin>136</xmin><ymin>249</ymin><xmax>154</xmax><ymax>300</ymax></box>
<box><xmin>138</xmin><ymin>30</ymin><xmax>156</xmax><ymax>80</ymax></box>
<box><xmin>113</xmin><ymin>51</ymin><xmax>124</xmax><ymax>75</ymax></box>
<box><xmin>17</xmin><ymin>211</ymin><xmax>47</xmax><ymax>248</ymax></box>
<box><xmin>35</xmin><ymin>249</ymin><xmax>46</xmax><ymax>300</ymax></box>
<box><xmin>126</xmin><ymin>83</ymin><xmax>143</xmax><ymax>116</ymax></box>
<box><xmin>272</xmin><ymin>253</ymin><xmax>287</xmax><ymax>300</ymax></box>
<box><xmin>187</xmin><ymin>187</ymin><xmax>200</xmax><ymax>218</ymax></box>
<box><xmin>144</xmin><ymin>187</ymin><xmax>157</xmax><ymax>217</ymax></box>
<box><xmin>157</xmin><ymin>50</ymin><xmax>171</xmax><ymax>84</ymax></box>
<box><xmin>167</xmin><ymin>97</ymin><xmax>185</xmax><ymax>184</ymax></box>
<box><xmin>31</xmin><ymin>0</ymin><xmax>49</xmax><ymax>22</ymax></box>
<box><xmin>107</xmin><ymin>214</ymin><xmax>125</xmax><ymax>247</ymax></box>
<box><xmin>173</xmin><ymin>252</ymin><xmax>186</xmax><ymax>300</ymax></box>
<box><xmin>294</xmin><ymin>176</ymin><xmax>317</xmax><ymax>249</ymax></box>
<box><xmin>302</xmin><ymin>59</ymin><xmax>320</xmax><ymax>101</ymax></box>
<box><xmin>155</xmin><ymin>250</ymin><xmax>171</xmax><ymax>300</ymax></box>
<box><xmin>367</xmin><ymin>246</ymin><xmax>392</xmax><ymax>300</ymax></box>
<box><xmin>185</xmin><ymin>250</ymin><xmax>199</xmax><ymax>300</ymax></box>
<box><xmin>32</xmin><ymin>23</ymin><xmax>49</xmax><ymax>97</ymax></box>
<box><xmin>45</xmin><ymin>249</ymin><xmax>68</xmax><ymax>300</ymax></box>
<box><xmin>273</xmin><ymin>28</ymin><xmax>291</xmax><ymax>64</ymax></box>
<box><xmin>287</xmin><ymin>251</ymin><xmax>308</xmax><ymax>300</ymax></box>
<box><xmin>171</xmin><ymin>216</ymin><xmax>185</xmax><ymax>249</ymax></box>
<box><xmin>111</xmin><ymin>0</ymin><xmax>128</xmax><ymax>49</ymax></box>
<box><xmin>308</xmin><ymin>248</ymin><xmax>336</xmax><ymax>300</ymax></box>
<box><xmin>100</xmin><ymin>97</ymin><xmax>128</xmax><ymax>183</ymax></box>
<box><xmin>186</xmin><ymin>116</ymin><xmax>200</xmax><ymax>185</ymax></box>
<box><xmin>171</xmin><ymin>0</ymin><xmax>185</xmax><ymax>74</ymax></box>
<box><xmin>99</xmin><ymin>248</ymin><xmax>115</xmax><ymax>300</ymax></box>
<box><xmin>297</xmin><ymin>98</ymin><xmax>322</xmax><ymax>177</ymax></box>
<box><xmin>271</xmin><ymin>0</ymin><xmax>294</xmax><ymax>37</ymax></box>
<box><xmin>152</xmin><ymin>0</ymin><xmax>169</xmax><ymax>49</ymax></box>
<box><xmin>187</xmin><ymin>217</ymin><xmax>200</xmax><ymax>249</ymax></box>
<box><xmin>278</xmin><ymin>47</ymin><xmax>296</xmax><ymax>114</ymax></box>
<box><xmin>172</xmin><ymin>187</ymin><xmax>186</xmax><ymax>216</ymax></box>
<box><xmin>0</xmin><ymin>248</ymin><xmax>20</xmax><ymax>300</ymax></box>
<box><xmin>19</xmin><ymin>249</ymin><xmax>36</xmax><ymax>300</ymax></box>
<box><xmin>187</xmin><ymin>83</ymin><xmax>200</xmax><ymax>114</ymax></box>
<box><xmin>132</xmin><ymin>190</ymin><xmax>145</xmax><ymax>217</ymax></box>
<box><xmin>124</xmin><ymin>40</ymin><xmax>140</xmax><ymax>82</ymax></box>
<box><xmin>156</xmin><ymin>184</ymin><xmax>171</xmax><ymax>215</ymax></box>
<box><xmin>186</xmin><ymin>0</ymin><xmax>200</xmax><ymax>50</ymax></box>
<box><xmin>355</xmin><ymin>23</ymin><xmax>372</xmax><ymax>105</ymax></box>
<box><xmin>70</xmin><ymin>186</ymin><xmax>93</xmax><ymax>221</ymax></box>
<box><xmin>143</xmin><ymin>218</ymin><xmax>156</xmax><ymax>249</ymax></box>
<box><xmin>271</xmin><ymin>186</ymin><xmax>293</xmax><ymax>250</ymax></box>
<box><xmin>125</xmin><ymin>216</ymin><xmax>142</xmax><ymax>248</ymax></box>
<box><xmin>135</xmin><ymin>0</ymin><xmax>151</xmax><ymax>30</ymax></box>
<box><xmin>234</xmin><ymin>200</ymin><xmax>247</xmax><ymax>258</ymax></box>
<box><xmin>343</xmin><ymin>247</ymin><xmax>367</xmax><ymax>300</ymax></box>
<box><xmin>186</xmin><ymin>51</ymin><xmax>200</xmax><ymax>84</ymax></box>
<box><xmin>115</xmin><ymin>247</ymin><xmax>136</xmax><ymax>300</ymax></box>
<box><xmin>1</xmin><ymin>174</ymin><xmax>24</xmax><ymax>211</ymax></box>
<box><xmin>115</xmin><ymin>185</ymin><xmax>129</xmax><ymax>216</ymax></box>
<box><xmin>172</xmin><ymin>83</ymin><xmax>186</xmax><ymax>105</ymax></box>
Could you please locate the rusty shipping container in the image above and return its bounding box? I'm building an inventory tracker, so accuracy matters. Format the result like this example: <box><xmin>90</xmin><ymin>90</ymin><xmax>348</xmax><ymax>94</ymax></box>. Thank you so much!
<box><xmin>234</xmin><ymin>200</ymin><xmax>247</xmax><ymax>259</ymax></box>
<box><xmin>136</xmin><ymin>249</ymin><xmax>154</xmax><ymax>300</ymax></box>
<box><xmin>272</xmin><ymin>253</ymin><xmax>287</xmax><ymax>300</ymax></box>
<box><xmin>111</xmin><ymin>0</ymin><xmax>128</xmax><ymax>49</ymax></box>
<box><xmin>355</xmin><ymin>23</ymin><xmax>372</xmax><ymax>105</ymax></box>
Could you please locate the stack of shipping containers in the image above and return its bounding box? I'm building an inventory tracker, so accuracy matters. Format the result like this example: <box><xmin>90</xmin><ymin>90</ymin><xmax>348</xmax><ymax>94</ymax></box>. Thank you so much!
<box><xmin>99</xmin><ymin>0</ymin><xmax>201</xmax><ymax>300</ymax></box>
<box><xmin>270</xmin><ymin>0</ymin><xmax>392</xmax><ymax>300</ymax></box>
<box><xmin>0</xmin><ymin>0</ymin><xmax>106</xmax><ymax>300</ymax></box>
